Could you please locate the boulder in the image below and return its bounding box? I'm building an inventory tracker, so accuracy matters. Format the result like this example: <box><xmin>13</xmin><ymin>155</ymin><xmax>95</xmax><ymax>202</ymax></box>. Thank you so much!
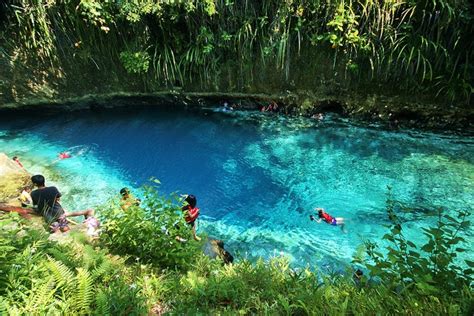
<box><xmin>203</xmin><ymin>238</ymin><xmax>234</xmax><ymax>264</ymax></box>
<box><xmin>0</xmin><ymin>153</ymin><xmax>30</xmax><ymax>204</ymax></box>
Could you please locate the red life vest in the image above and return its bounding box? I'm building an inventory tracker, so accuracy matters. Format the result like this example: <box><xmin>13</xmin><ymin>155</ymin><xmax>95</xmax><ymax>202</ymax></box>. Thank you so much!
<box><xmin>59</xmin><ymin>153</ymin><xmax>71</xmax><ymax>159</ymax></box>
<box><xmin>185</xmin><ymin>206</ymin><xmax>200</xmax><ymax>223</ymax></box>
<box><xmin>320</xmin><ymin>211</ymin><xmax>334</xmax><ymax>224</ymax></box>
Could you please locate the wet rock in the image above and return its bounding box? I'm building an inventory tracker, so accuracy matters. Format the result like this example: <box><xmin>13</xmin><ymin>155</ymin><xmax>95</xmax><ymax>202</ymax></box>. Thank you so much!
<box><xmin>203</xmin><ymin>238</ymin><xmax>234</xmax><ymax>264</ymax></box>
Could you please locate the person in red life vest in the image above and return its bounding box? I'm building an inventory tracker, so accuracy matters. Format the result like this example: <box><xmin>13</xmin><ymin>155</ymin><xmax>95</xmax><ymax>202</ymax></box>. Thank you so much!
<box><xmin>181</xmin><ymin>194</ymin><xmax>201</xmax><ymax>241</ymax></box>
<box><xmin>310</xmin><ymin>207</ymin><xmax>345</xmax><ymax>228</ymax></box>
<box><xmin>12</xmin><ymin>156</ymin><xmax>24</xmax><ymax>168</ymax></box>
<box><xmin>58</xmin><ymin>152</ymin><xmax>71</xmax><ymax>159</ymax></box>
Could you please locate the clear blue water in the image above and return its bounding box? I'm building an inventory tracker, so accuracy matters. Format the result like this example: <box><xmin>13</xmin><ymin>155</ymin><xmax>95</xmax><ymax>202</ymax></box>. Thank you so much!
<box><xmin>1</xmin><ymin>107</ymin><xmax>473</xmax><ymax>269</ymax></box>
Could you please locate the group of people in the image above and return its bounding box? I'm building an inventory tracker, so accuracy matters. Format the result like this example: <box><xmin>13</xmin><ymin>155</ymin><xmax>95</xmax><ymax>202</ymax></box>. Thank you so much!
<box><xmin>15</xmin><ymin>176</ymin><xmax>201</xmax><ymax>240</ymax></box>
<box><xmin>14</xmin><ymin>174</ymin><xmax>99</xmax><ymax>235</ymax></box>
<box><xmin>7</xmin><ymin>154</ymin><xmax>201</xmax><ymax>241</ymax></box>
<box><xmin>8</xmin><ymin>154</ymin><xmax>343</xmax><ymax>241</ymax></box>
<box><xmin>260</xmin><ymin>101</ymin><xmax>279</xmax><ymax>112</ymax></box>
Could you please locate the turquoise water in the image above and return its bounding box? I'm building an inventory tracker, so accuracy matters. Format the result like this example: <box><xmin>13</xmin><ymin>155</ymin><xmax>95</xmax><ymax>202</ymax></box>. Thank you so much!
<box><xmin>1</xmin><ymin>108</ymin><xmax>473</xmax><ymax>268</ymax></box>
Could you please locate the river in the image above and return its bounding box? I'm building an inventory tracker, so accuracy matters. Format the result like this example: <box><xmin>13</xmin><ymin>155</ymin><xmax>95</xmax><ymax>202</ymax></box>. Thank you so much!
<box><xmin>1</xmin><ymin>106</ymin><xmax>472</xmax><ymax>269</ymax></box>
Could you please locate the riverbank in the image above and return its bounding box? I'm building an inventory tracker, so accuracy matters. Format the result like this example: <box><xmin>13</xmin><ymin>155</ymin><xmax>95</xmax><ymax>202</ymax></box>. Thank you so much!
<box><xmin>0</xmin><ymin>91</ymin><xmax>472</xmax><ymax>133</ymax></box>
<box><xmin>1</xmin><ymin>185</ymin><xmax>472</xmax><ymax>315</ymax></box>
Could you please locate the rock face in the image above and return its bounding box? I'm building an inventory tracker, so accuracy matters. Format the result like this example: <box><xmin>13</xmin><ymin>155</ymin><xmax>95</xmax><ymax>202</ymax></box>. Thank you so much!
<box><xmin>0</xmin><ymin>153</ymin><xmax>30</xmax><ymax>204</ymax></box>
<box><xmin>203</xmin><ymin>239</ymin><xmax>234</xmax><ymax>264</ymax></box>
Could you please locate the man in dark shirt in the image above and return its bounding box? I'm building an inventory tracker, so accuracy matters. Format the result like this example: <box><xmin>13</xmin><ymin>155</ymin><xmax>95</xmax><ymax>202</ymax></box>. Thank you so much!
<box><xmin>31</xmin><ymin>174</ymin><xmax>68</xmax><ymax>231</ymax></box>
<box><xmin>30</xmin><ymin>174</ymin><xmax>96</xmax><ymax>233</ymax></box>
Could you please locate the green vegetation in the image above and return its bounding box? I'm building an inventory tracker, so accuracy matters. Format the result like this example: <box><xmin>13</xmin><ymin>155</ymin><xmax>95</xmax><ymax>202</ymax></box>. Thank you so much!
<box><xmin>1</xmin><ymin>187</ymin><xmax>472</xmax><ymax>314</ymax></box>
<box><xmin>0</xmin><ymin>0</ymin><xmax>472</xmax><ymax>110</ymax></box>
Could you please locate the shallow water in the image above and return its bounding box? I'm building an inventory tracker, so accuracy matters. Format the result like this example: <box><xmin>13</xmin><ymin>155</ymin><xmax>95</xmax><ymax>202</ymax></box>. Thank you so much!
<box><xmin>1</xmin><ymin>107</ymin><xmax>473</xmax><ymax>269</ymax></box>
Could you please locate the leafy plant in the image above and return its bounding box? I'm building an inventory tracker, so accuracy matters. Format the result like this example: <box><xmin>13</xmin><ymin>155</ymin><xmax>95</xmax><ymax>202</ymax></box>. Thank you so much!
<box><xmin>119</xmin><ymin>50</ymin><xmax>150</xmax><ymax>74</ymax></box>
<box><xmin>0</xmin><ymin>213</ymin><xmax>150</xmax><ymax>315</ymax></box>
<box><xmin>98</xmin><ymin>185</ymin><xmax>203</xmax><ymax>270</ymax></box>
<box><xmin>358</xmin><ymin>189</ymin><xmax>473</xmax><ymax>300</ymax></box>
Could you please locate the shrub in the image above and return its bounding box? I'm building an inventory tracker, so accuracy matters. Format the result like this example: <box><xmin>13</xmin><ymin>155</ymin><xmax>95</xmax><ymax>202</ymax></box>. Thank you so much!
<box><xmin>119</xmin><ymin>50</ymin><xmax>150</xmax><ymax>74</ymax></box>
<box><xmin>98</xmin><ymin>185</ymin><xmax>203</xmax><ymax>270</ymax></box>
<box><xmin>0</xmin><ymin>213</ymin><xmax>151</xmax><ymax>315</ymax></box>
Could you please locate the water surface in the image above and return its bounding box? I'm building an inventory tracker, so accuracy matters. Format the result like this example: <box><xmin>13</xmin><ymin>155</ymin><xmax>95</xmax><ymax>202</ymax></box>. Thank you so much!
<box><xmin>1</xmin><ymin>107</ymin><xmax>472</xmax><ymax>268</ymax></box>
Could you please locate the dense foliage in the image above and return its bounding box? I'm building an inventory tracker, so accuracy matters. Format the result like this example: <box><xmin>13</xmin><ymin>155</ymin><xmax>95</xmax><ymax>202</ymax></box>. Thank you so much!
<box><xmin>0</xmin><ymin>0</ymin><xmax>472</xmax><ymax>105</ymax></box>
<box><xmin>98</xmin><ymin>185</ymin><xmax>203</xmax><ymax>269</ymax></box>
<box><xmin>0</xmin><ymin>213</ymin><xmax>151</xmax><ymax>315</ymax></box>
<box><xmin>1</xmin><ymin>187</ymin><xmax>472</xmax><ymax>315</ymax></box>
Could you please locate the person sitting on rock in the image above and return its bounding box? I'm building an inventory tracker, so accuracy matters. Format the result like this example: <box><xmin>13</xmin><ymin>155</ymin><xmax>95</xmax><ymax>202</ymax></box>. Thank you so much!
<box><xmin>181</xmin><ymin>194</ymin><xmax>201</xmax><ymax>241</ymax></box>
<box><xmin>18</xmin><ymin>185</ymin><xmax>33</xmax><ymax>207</ymax></box>
<box><xmin>30</xmin><ymin>174</ymin><xmax>94</xmax><ymax>233</ymax></box>
<box><xmin>119</xmin><ymin>187</ymin><xmax>141</xmax><ymax>211</ymax></box>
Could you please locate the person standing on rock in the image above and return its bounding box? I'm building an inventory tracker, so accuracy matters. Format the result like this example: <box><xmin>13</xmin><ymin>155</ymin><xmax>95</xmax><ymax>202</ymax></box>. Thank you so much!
<box><xmin>181</xmin><ymin>194</ymin><xmax>201</xmax><ymax>241</ymax></box>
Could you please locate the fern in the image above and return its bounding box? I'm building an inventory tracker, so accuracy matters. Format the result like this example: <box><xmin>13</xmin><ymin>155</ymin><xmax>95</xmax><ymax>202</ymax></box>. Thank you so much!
<box><xmin>0</xmin><ymin>297</ymin><xmax>8</xmax><ymax>315</ymax></box>
<box><xmin>75</xmin><ymin>268</ymin><xmax>93</xmax><ymax>315</ymax></box>
<box><xmin>46</xmin><ymin>246</ymin><xmax>76</xmax><ymax>267</ymax></box>
<box><xmin>92</xmin><ymin>259</ymin><xmax>115</xmax><ymax>282</ymax></box>
<box><xmin>93</xmin><ymin>288</ymin><xmax>110</xmax><ymax>316</ymax></box>
<box><xmin>23</xmin><ymin>276</ymin><xmax>56</xmax><ymax>314</ymax></box>
<box><xmin>46</xmin><ymin>256</ymin><xmax>75</xmax><ymax>291</ymax></box>
<box><xmin>82</xmin><ymin>244</ymin><xmax>104</xmax><ymax>271</ymax></box>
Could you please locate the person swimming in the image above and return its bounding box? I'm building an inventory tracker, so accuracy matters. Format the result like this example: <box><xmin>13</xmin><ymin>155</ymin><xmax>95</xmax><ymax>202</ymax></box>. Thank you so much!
<box><xmin>12</xmin><ymin>156</ymin><xmax>24</xmax><ymax>168</ymax></box>
<box><xmin>310</xmin><ymin>207</ymin><xmax>345</xmax><ymax>228</ymax></box>
<box><xmin>58</xmin><ymin>152</ymin><xmax>71</xmax><ymax>159</ymax></box>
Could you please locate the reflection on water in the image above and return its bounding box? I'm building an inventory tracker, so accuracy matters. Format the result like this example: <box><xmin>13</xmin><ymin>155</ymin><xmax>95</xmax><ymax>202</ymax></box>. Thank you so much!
<box><xmin>0</xmin><ymin>108</ymin><xmax>472</xmax><ymax>268</ymax></box>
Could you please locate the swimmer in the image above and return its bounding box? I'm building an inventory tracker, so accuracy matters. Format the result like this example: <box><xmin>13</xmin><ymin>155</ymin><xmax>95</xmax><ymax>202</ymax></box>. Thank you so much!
<box><xmin>261</xmin><ymin>101</ymin><xmax>278</xmax><ymax>112</ymax></box>
<box><xmin>58</xmin><ymin>152</ymin><xmax>72</xmax><ymax>159</ymax></box>
<box><xmin>223</xmin><ymin>102</ymin><xmax>233</xmax><ymax>112</ymax></box>
<box><xmin>310</xmin><ymin>207</ymin><xmax>345</xmax><ymax>229</ymax></box>
<box><xmin>311</xmin><ymin>113</ymin><xmax>324</xmax><ymax>121</ymax></box>
<box><xmin>12</xmin><ymin>156</ymin><xmax>24</xmax><ymax>168</ymax></box>
<box><xmin>216</xmin><ymin>102</ymin><xmax>233</xmax><ymax>113</ymax></box>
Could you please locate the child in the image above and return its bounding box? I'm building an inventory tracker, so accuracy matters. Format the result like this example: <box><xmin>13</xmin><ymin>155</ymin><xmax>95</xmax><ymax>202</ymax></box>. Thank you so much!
<box><xmin>19</xmin><ymin>186</ymin><xmax>33</xmax><ymax>207</ymax></box>
<box><xmin>182</xmin><ymin>195</ymin><xmax>201</xmax><ymax>241</ymax></box>
<box><xmin>83</xmin><ymin>210</ymin><xmax>100</xmax><ymax>237</ymax></box>
<box><xmin>310</xmin><ymin>207</ymin><xmax>345</xmax><ymax>228</ymax></box>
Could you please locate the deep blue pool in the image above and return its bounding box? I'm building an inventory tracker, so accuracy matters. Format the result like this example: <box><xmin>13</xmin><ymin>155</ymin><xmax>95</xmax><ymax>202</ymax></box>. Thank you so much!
<box><xmin>1</xmin><ymin>106</ymin><xmax>473</xmax><ymax>269</ymax></box>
